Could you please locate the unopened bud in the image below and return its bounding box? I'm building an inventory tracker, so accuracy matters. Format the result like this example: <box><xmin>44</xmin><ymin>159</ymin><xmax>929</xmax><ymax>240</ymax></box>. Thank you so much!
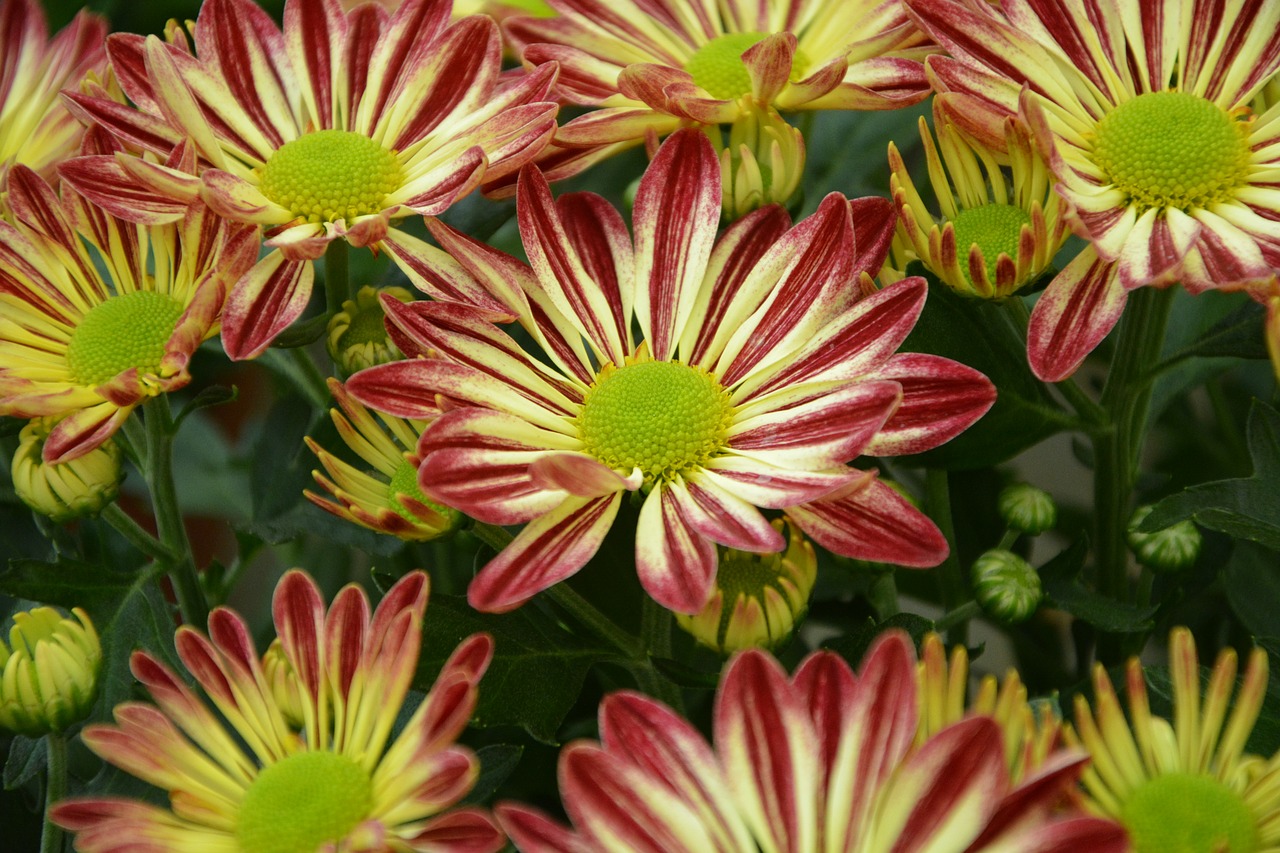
<box><xmin>997</xmin><ymin>483</ymin><xmax>1057</xmax><ymax>535</ymax></box>
<box><xmin>971</xmin><ymin>549</ymin><xmax>1042</xmax><ymax>624</ymax></box>
<box><xmin>12</xmin><ymin>418</ymin><xmax>122</xmax><ymax>523</ymax></box>
<box><xmin>327</xmin><ymin>285</ymin><xmax>414</xmax><ymax>373</ymax></box>
<box><xmin>0</xmin><ymin>607</ymin><xmax>101</xmax><ymax>735</ymax></box>
<box><xmin>1127</xmin><ymin>506</ymin><xmax>1201</xmax><ymax>572</ymax></box>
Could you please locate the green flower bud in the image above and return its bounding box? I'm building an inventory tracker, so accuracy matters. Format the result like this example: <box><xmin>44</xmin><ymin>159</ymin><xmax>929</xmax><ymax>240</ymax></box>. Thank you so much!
<box><xmin>997</xmin><ymin>483</ymin><xmax>1057</xmax><ymax>534</ymax></box>
<box><xmin>676</xmin><ymin>518</ymin><xmax>816</xmax><ymax>654</ymax></box>
<box><xmin>0</xmin><ymin>607</ymin><xmax>101</xmax><ymax>735</ymax></box>
<box><xmin>971</xmin><ymin>549</ymin><xmax>1042</xmax><ymax>624</ymax></box>
<box><xmin>11</xmin><ymin>418</ymin><xmax>123</xmax><ymax>523</ymax></box>
<box><xmin>719</xmin><ymin>105</ymin><xmax>804</xmax><ymax>221</ymax></box>
<box><xmin>1127</xmin><ymin>505</ymin><xmax>1201</xmax><ymax>572</ymax></box>
<box><xmin>326</xmin><ymin>285</ymin><xmax>414</xmax><ymax>374</ymax></box>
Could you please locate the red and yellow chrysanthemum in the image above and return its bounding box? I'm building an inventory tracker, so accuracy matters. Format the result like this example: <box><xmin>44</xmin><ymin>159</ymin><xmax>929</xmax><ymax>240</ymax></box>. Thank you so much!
<box><xmin>906</xmin><ymin>0</ymin><xmax>1280</xmax><ymax>381</ymax></box>
<box><xmin>347</xmin><ymin>129</ymin><xmax>995</xmax><ymax>614</ymax></box>
<box><xmin>497</xmin><ymin>631</ymin><xmax>1128</xmax><ymax>853</ymax></box>
<box><xmin>0</xmin><ymin>131</ymin><xmax>256</xmax><ymax>463</ymax></box>
<box><xmin>505</xmin><ymin>0</ymin><xmax>934</xmax><ymax>180</ymax></box>
<box><xmin>0</xmin><ymin>0</ymin><xmax>107</xmax><ymax>194</ymax></box>
<box><xmin>61</xmin><ymin>0</ymin><xmax>559</xmax><ymax>359</ymax></box>
<box><xmin>52</xmin><ymin>569</ymin><xmax>504</xmax><ymax>853</ymax></box>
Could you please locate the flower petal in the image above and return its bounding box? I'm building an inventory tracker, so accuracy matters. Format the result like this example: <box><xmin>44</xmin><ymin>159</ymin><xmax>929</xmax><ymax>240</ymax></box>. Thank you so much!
<box><xmin>1026</xmin><ymin>247</ymin><xmax>1126</xmax><ymax>383</ymax></box>
<box><xmin>787</xmin><ymin>476</ymin><xmax>949</xmax><ymax>567</ymax></box>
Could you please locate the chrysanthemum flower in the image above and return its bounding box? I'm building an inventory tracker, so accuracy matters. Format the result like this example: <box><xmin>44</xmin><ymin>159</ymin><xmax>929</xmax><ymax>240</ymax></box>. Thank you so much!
<box><xmin>60</xmin><ymin>0</ymin><xmax>559</xmax><ymax>359</ymax></box>
<box><xmin>11</xmin><ymin>416</ymin><xmax>124</xmax><ymax>523</ymax></box>
<box><xmin>305</xmin><ymin>376</ymin><xmax>462</xmax><ymax>540</ymax></box>
<box><xmin>1067</xmin><ymin>626</ymin><xmax>1280</xmax><ymax>853</ymax></box>
<box><xmin>347</xmin><ymin>129</ymin><xmax>995</xmax><ymax>613</ymax></box>
<box><xmin>905</xmin><ymin>0</ymin><xmax>1280</xmax><ymax>381</ymax></box>
<box><xmin>496</xmin><ymin>630</ymin><xmax>1128</xmax><ymax>852</ymax></box>
<box><xmin>0</xmin><ymin>606</ymin><xmax>101</xmax><ymax>736</ymax></box>
<box><xmin>889</xmin><ymin>105</ymin><xmax>1068</xmax><ymax>299</ymax></box>
<box><xmin>0</xmin><ymin>0</ymin><xmax>107</xmax><ymax>192</ymax></box>
<box><xmin>0</xmin><ymin>132</ymin><xmax>257</xmax><ymax>463</ymax></box>
<box><xmin>504</xmin><ymin>0</ymin><xmax>934</xmax><ymax>181</ymax></box>
<box><xmin>52</xmin><ymin>569</ymin><xmax>504</xmax><ymax>853</ymax></box>
<box><xmin>916</xmin><ymin>632</ymin><xmax>1062</xmax><ymax>785</ymax></box>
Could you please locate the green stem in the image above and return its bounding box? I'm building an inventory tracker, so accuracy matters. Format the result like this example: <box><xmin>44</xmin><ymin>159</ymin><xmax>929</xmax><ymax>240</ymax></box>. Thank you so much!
<box><xmin>41</xmin><ymin>733</ymin><xmax>67</xmax><ymax>853</ymax></box>
<box><xmin>934</xmin><ymin>600</ymin><xmax>982</xmax><ymax>634</ymax></box>
<box><xmin>143</xmin><ymin>397</ymin><xmax>208</xmax><ymax>626</ymax></box>
<box><xmin>324</xmin><ymin>239</ymin><xmax>350</xmax><ymax>319</ymax></box>
<box><xmin>996</xmin><ymin>529</ymin><xmax>1020</xmax><ymax>552</ymax></box>
<box><xmin>100</xmin><ymin>503</ymin><xmax>175</xmax><ymax>563</ymax></box>
<box><xmin>867</xmin><ymin>570</ymin><xmax>900</xmax><ymax>619</ymax></box>
<box><xmin>924</xmin><ymin>468</ymin><xmax>970</xmax><ymax>645</ymax></box>
<box><xmin>1091</xmin><ymin>286</ymin><xmax>1175</xmax><ymax>652</ymax></box>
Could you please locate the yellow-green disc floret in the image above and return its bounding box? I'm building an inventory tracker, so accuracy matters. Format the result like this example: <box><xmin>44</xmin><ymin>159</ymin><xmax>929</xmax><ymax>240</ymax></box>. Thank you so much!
<box><xmin>66</xmin><ymin>292</ymin><xmax>185</xmax><ymax>387</ymax></box>
<box><xmin>1118</xmin><ymin>772</ymin><xmax>1259</xmax><ymax>853</ymax></box>
<box><xmin>237</xmin><ymin>751</ymin><xmax>373</xmax><ymax>853</ymax></box>
<box><xmin>259</xmin><ymin>130</ymin><xmax>403</xmax><ymax>224</ymax></box>
<box><xmin>578</xmin><ymin>360</ymin><xmax>732</xmax><ymax>483</ymax></box>
<box><xmin>1092</xmin><ymin>91</ymin><xmax>1251</xmax><ymax>212</ymax></box>
<box><xmin>387</xmin><ymin>459</ymin><xmax>454</xmax><ymax>523</ymax></box>
<box><xmin>950</xmin><ymin>203</ymin><xmax>1032</xmax><ymax>289</ymax></box>
<box><xmin>685</xmin><ymin>32</ymin><xmax>811</xmax><ymax>100</ymax></box>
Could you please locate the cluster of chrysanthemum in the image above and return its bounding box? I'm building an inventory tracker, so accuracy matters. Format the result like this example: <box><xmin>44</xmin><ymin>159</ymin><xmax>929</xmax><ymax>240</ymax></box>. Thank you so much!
<box><xmin>8</xmin><ymin>568</ymin><xmax>1273</xmax><ymax>852</ymax></box>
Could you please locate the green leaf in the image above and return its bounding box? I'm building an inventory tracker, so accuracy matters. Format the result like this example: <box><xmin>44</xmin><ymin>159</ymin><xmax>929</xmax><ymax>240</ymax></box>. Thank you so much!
<box><xmin>249</xmin><ymin>396</ymin><xmax>320</xmax><ymax>521</ymax></box>
<box><xmin>2</xmin><ymin>736</ymin><xmax>44</xmax><ymax>790</ymax></box>
<box><xmin>462</xmin><ymin>744</ymin><xmax>524</xmax><ymax>806</ymax></box>
<box><xmin>900</xmin><ymin>269</ymin><xmax>1073</xmax><ymax>469</ymax></box>
<box><xmin>1039</xmin><ymin>538</ymin><xmax>1157</xmax><ymax>632</ymax></box>
<box><xmin>1222</xmin><ymin>541</ymin><xmax>1280</xmax><ymax>643</ymax></box>
<box><xmin>241</xmin><ymin>502</ymin><xmax>403</xmax><ymax>556</ymax></box>
<box><xmin>416</xmin><ymin>594</ymin><xmax>616</xmax><ymax>745</ymax></box>
<box><xmin>1145</xmin><ymin>400</ymin><xmax>1280</xmax><ymax>550</ymax></box>
<box><xmin>821</xmin><ymin>612</ymin><xmax>936</xmax><ymax>667</ymax></box>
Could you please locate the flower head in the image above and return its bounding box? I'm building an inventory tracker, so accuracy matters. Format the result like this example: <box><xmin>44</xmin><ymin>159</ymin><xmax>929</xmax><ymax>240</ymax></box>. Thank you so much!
<box><xmin>0</xmin><ymin>132</ymin><xmax>257</xmax><ymax>463</ymax></box>
<box><xmin>506</xmin><ymin>0</ymin><xmax>934</xmax><ymax>181</ymax></box>
<box><xmin>11</xmin><ymin>416</ymin><xmax>124</xmax><ymax>523</ymax></box>
<box><xmin>348</xmin><ymin>130</ymin><xmax>995</xmax><ymax>613</ymax></box>
<box><xmin>498</xmin><ymin>631</ymin><xmax>1127</xmax><ymax>852</ymax></box>
<box><xmin>888</xmin><ymin>105</ymin><xmax>1068</xmax><ymax>299</ymax></box>
<box><xmin>0</xmin><ymin>0</ymin><xmax>108</xmax><ymax>194</ymax></box>
<box><xmin>327</xmin><ymin>284</ymin><xmax>415</xmax><ymax>373</ymax></box>
<box><xmin>61</xmin><ymin>0</ymin><xmax>559</xmax><ymax>359</ymax></box>
<box><xmin>674</xmin><ymin>516</ymin><xmax>816</xmax><ymax>653</ymax></box>
<box><xmin>0</xmin><ymin>606</ymin><xmax>100</xmax><ymax>736</ymax></box>
<box><xmin>52</xmin><ymin>569</ymin><xmax>503</xmax><ymax>853</ymax></box>
<box><xmin>906</xmin><ymin>0</ymin><xmax>1280</xmax><ymax>380</ymax></box>
<box><xmin>306</xmin><ymin>377</ymin><xmax>463</xmax><ymax>540</ymax></box>
<box><xmin>1067</xmin><ymin>627</ymin><xmax>1279</xmax><ymax>853</ymax></box>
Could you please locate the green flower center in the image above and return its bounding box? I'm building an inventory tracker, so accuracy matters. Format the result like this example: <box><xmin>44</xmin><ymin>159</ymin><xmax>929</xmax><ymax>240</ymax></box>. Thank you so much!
<box><xmin>685</xmin><ymin>33</ymin><xmax>809</xmax><ymax>100</ymax></box>
<box><xmin>66</xmin><ymin>291</ymin><xmax>185</xmax><ymax>387</ymax></box>
<box><xmin>578</xmin><ymin>360</ymin><xmax>732</xmax><ymax>482</ymax></box>
<box><xmin>1119</xmin><ymin>772</ymin><xmax>1258</xmax><ymax>853</ymax></box>
<box><xmin>237</xmin><ymin>751</ymin><xmax>373</xmax><ymax>853</ymax></box>
<box><xmin>387</xmin><ymin>459</ymin><xmax>453</xmax><ymax>523</ymax></box>
<box><xmin>1092</xmin><ymin>91</ymin><xmax>1251</xmax><ymax>211</ymax></box>
<box><xmin>259</xmin><ymin>130</ymin><xmax>403</xmax><ymax>224</ymax></box>
<box><xmin>949</xmin><ymin>203</ymin><xmax>1031</xmax><ymax>289</ymax></box>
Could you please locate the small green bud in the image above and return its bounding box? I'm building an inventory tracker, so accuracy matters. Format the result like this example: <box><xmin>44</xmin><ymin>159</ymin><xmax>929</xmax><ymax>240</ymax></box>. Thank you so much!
<box><xmin>997</xmin><ymin>483</ymin><xmax>1057</xmax><ymax>534</ymax></box>
<box><xmin>1127</xmin><ymin>506</ymin><xmax>1201</xmax><ymax>572</ymax></box>
<box><xmin>0</xmin><ymin>607</ymin><xmax>101</xmax><ymax>735</ymax></box>
<box><xmin>971</xmin><ymin>549</ymin><xmax>1042</xmax><ymax>624</ymax></box>
<box><xmin>11</xmin><ymin>418</ymin><xmax>123</xmax><ymax>523</ymax></box>
<box><xmin>326</xmin><ymin>285</ymin><xmax>413</xmax><ymax>374</ymax></box>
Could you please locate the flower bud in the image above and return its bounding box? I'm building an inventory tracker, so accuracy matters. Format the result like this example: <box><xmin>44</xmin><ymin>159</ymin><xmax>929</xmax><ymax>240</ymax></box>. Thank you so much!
<box><xmin>676</xmin><ymin>518</ymin><xmax>816</xmax><ymax>654</ymax></box>
<box><xmin>719</xmin><ymin>105</ymin><xmax>804</xmax><ymax>221</ymax></box>
<box><xmin>971</xmin><ymin>549</ymin><xmax>1042</xmax><ymax>624</ymax></box>
<box><xmin>11</xmin><ymin>417</ymin><xmax>123</xmax><ymax>523</ymax></box>
<box><xmin>0</xmin><ymin>607</ymin><xmax>101</xmax><ymax>735</ymax></box>
<box><xmin>262</xmin><ymin>639</ymin><xmax>307</xmax><ymax>729</ymax></box>
<box><xmin>1127</xmin><ymin>506</ymin><xmax>1201</xmax><ymax>572</ymax></box>
<box><xmin>997</xmin><ymin>483</ymin><xmax>1057</xmax><ymax>535</ymax></box>
<box><xmin>326</xmin><ymin>285</ymin><xmax>414</xmax><ymax>373</ymax></box>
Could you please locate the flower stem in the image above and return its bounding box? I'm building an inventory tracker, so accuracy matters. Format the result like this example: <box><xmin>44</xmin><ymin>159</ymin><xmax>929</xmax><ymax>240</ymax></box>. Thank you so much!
<box><xmin>924</xmin><ymin>468</ymin><xmax>970</xmax><ymax>645</ymax></box>
<box><xmin>143</xmin><ymin>397</ymin><xmax>208</xmax><ymax>627</ymax></box>
<box><xmin>1091</xmin><ymin>286</ymin><xmax>1174</xmax><ymax>655</ymax></box>
<box><xmin>40</xmin><ymin>732</ymin><xmax>67</xmax><ymax>853</ymax></box>
<box><xmin>100</xmin><ymin>503</ymin><xmax>175</xmax><ymax>563</ymax></box>
<box><xmin>934</xmin><ymin>600</ymin><xmax>982</xmax><ymax>633</ymax></box>
<box><xmin>546</xmin><ymin>584</ymin><xmax>643</xmax><ymax>659</ymax></box>
<box><xmin>324</xmin><ymin>239</ymin><xmax>350</xmax><ymax>319</ymax></box>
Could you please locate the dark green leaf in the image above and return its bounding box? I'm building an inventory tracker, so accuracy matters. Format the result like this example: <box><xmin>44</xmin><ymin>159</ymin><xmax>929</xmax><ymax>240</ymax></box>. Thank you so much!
<box><xmin>1162</xmin><ymin>298</ymin><xmax>1267</xmax><ymax>362</ymax></box>
<box><xmin>821</xmin><ymin>612</ymin><xmax>936</xmax><ymax>667</ymax></box>
<box><xmin>2</xmin><ymin>736</ymin><xmax>44</xmax><ymax>790</ymax></box>
<box><xmin>416</xmin><ymin>594</ymin><xmax>615</xmax><ymax>744</ymax></box>
<box><xmin>1222</xmin><ymin>541</ymin><xmax>1280</xmax><ymax>643</ymax></box>
<box><xmin>1040</xmin><ymin>538</ymin><xmax>1157</xmax><ymax>632</ymax></box>
<box><xmin>1145</xmin><ymin>401</ymin><xmax>1280</xmax><ymax>550</ymax></box>
<box><xmin>462</xmin><ymin>744</ymin><xmax>523</xmax><ymax>806</ymax></box>
<box><xmin>249</xmin><ymin>396</ymin><xmax>320</xmax><ymax>521</ymax></box>
<box><xmin>241</xmin><ymin>502</ymin><xmax>403</xmax><ymax>556</ymax></box>
<box><xmin>269</xmin><ymin>313</ymin><xmax>330</xmax><ymax>349</ymax></box>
